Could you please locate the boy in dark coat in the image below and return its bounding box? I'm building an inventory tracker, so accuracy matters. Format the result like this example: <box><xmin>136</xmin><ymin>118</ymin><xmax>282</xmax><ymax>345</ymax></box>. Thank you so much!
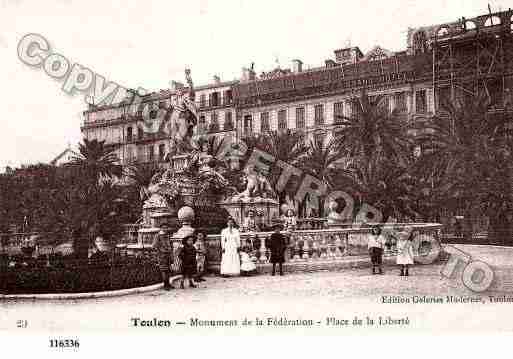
<box><xmin>269</xmin><ymin>224</ymin><xmax>287</xmax><ymax>276</ymax></box>
<box><xmin>152</xmin><ymin>224</ymin><xmax>174</xmax><ymax>290</ymax></box>
<box><xmin>179</xmin><ymin>236</ymin><xmax>197</xmax><ymax>289</ymax></box>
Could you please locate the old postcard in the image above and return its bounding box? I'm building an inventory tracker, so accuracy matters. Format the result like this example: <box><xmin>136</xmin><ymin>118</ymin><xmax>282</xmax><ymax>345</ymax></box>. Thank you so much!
<box><xmin>1</xmin><ymin>0</ymin><xmax>513</xmax><ymax>353</ymax></box>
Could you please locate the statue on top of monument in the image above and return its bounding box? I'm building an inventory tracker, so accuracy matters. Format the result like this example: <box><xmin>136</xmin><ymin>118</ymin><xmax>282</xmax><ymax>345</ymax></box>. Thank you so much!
<box><xmin>166</xmin><ymin>69</ymin><xmax>199</xmax><ymax>154</ymax></box>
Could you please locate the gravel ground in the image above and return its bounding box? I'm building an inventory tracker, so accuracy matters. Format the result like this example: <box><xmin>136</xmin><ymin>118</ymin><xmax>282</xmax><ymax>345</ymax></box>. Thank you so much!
<box><xmin>1</xmin><ymin>244</ymin><xmax>512</xmax><ymax>332</ymax></box>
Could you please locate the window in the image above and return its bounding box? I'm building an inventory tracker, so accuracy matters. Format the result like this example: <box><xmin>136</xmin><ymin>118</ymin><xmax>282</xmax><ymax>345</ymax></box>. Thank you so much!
<box><xmin>199</xmin><ymin>115</ymin><xmax>206</xmax><ymax>134</ymax></box>
<box><xmin>224</xmin><ymin>111</ymin><xmax>233</xmax><ymax>130</ymax></box>
<box><xmin>394</xmin><ymin>92</ymin><xmax>407</xmax><ymax>113</ymax></box>
<box><xmin>209</xmin><ymin>112</ymin><xmax>220</xmax><ymax>132</ymax></box>
<box><xmin>488</xmin><ymin>79</ymin><xmax>502</xmax><ymax>108</ymax></box>
<box><xmin>278</xmin><ymin>109</ymin><xmax>287</xmax><ymax>130</ymax></box>
<box><xmin>314</xmin><ymin>104</ymin><xmax>324</xmax><ymax>126</ymax></box>
<box><xmin>224</xmin><ymin>90</ymin><xmax>232</xmax><ymax>105</ymax></box>
<box><xmin>126</xmin><ymin>126</ymin><xmax>133</xmax><ymax>142</ymax></box>
<box><xmin>350</xmin><ymin>99</ymin><xmax>361</xmax><ymax>120</ymax></box>
<box><xmin>416</xmin><ymin>90</ymin><xmax>427</xmax><ymax>113</ymax></box>
<box><xmin>260</xmin><ymin>112</ymin><xmax>270</xmax><ymax>133</ymax></box>
<box><xmin>437</xmin><ymin>87</ymin><xmax>451</xmax><ymax>109</ymax></box>
<box><xmin>148</xmin><ymin>145</ymin><xmax>154</xmax><ymax>161</ymax></box>
<box><xmin>199</xmin><ymin>94</ymin><xmax>206</xmax><ymax>108</ymax></box>
<box><xmin>333</xmin><ymin>102</ymin><xmax>344</xmax><ymax>123</ymax></box>
<box><xmin>296</xmin><ymin>107</ymin><xmax>305</xmax><ymax>129</ymax></box>
<box><xmin>210</xmin><ymin>92</ymin><xmax>220</xmax><ymax>107</ymax></box>
<box><xmin>137</xmin><ymin>127</ymin><xmax>144</xmax><ymax>140</ymax></box>
<box><xmin>243</xmin><ymin>115</ymin><xmax>253</xmax><ymax>136</ymax></box>
<box><xmin>126</xmin><ymin>148</ymin><xmax>136</xmax><ymax>163</ymax></box>
<box><xmin>158</xmin><ymin>144</ymin><xmax>165</xmax><ymax>161</ymax></box>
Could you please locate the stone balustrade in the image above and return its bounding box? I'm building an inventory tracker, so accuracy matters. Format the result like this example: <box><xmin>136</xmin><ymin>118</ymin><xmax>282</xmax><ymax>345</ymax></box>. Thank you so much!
<box><xmin>205</xmin><ymin>223</ymin><xmax>443</xmax><ymax>271</ymax></box>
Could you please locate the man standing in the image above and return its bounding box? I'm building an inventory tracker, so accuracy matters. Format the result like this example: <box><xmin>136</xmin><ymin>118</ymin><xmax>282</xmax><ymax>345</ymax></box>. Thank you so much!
<box><xmin>269</xmin><ymin>224</ymin><xmax>287</xmax><ymax>276</ymax></box>
<box><xmin>152</xmin><ymin>223</ymin><xmax>174</xmax><ymax>290</ymax></box>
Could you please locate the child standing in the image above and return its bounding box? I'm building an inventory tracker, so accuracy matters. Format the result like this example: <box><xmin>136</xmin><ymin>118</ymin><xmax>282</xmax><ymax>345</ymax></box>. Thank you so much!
<box><xmin>368</xmin><ymin>225</ymin><xmax>386</xmax><ymax>275</ymax></box>
<box><xmin>179</xmin><ymin>236</ymin><xmax>197</xmax><ymax>288</ymax></box>
<box><xmin>240</xmin><ymin>239</ymin><xmax>257</xmax><ymax>276</ymax></box>
<box><xmin>396</xmin><ymin>229</ymin><xmax>415</xmax><ymax>276</ymax></box>
<box><xmin>195</xmin><ymin>232</ymin><xmax>207</xmax><ymax>282</ymax></box>
<box><xmin>269</xmin><ymin>224</ymin><xmax>287</xmax><ymax>276</ymax></box>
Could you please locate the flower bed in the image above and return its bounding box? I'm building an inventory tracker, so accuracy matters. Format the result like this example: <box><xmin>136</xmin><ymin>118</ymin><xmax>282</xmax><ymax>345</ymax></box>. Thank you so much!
<box><xmin>0</xmin><ymin>255</ymin><xmax>161</xmax><ymax>295</ymax></box>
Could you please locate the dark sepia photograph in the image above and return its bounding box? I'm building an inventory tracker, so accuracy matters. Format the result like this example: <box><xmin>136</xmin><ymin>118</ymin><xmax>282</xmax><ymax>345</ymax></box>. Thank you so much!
<box><xmin>0</xmin><ymin>0</ymin><xmax>513</xmax><ymax>347</ymax></box>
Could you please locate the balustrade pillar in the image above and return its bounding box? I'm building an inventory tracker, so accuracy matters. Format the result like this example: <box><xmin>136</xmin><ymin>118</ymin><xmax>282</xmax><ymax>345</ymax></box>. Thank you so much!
<box><xmin>327</xmin><ymin>235</ymin><xmax>335</xmax><ymax>259</ymax></box>
<box><xmin>302</xmin><ymin>236</ymin><xmax>310</xmax><ymax>260</ymax></box>
<box><xmin>334</xmin><ymin>234</ymin><xmax>343</xmax><ymax>258</ymax></box>
<box><xmin>311</xmin><ymin>239</ymin><xmax>319</xmax><ymax>260</ymax></box>
<box><xmin>258</xmin><ymin>235</ymin><xmax>268</xmax><ymax>263</ymax></box>
<box><xmin>344</xmin><ymin>234</ymin><xmax>350</xmax><ymax>256</ymax></box>
<box><xmin>292</xmin><ymin>235</ymin><xmax>301</xmax><ymax>261</ymax></box>
<box><xmin>320</xmin><ymin>236</ymin><xmax>328</xmax><ymax>259</ymax></box>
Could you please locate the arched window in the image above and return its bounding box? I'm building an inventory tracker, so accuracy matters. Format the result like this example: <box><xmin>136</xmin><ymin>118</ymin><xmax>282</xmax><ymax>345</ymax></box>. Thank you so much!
<box><xmin>510</xmin><ymin>15</ymin><xmax>513</xmax><ymax>32</ymax></box>
<box><xmin>484</xmin><ymin>16</ymin><xmax>501</xmax><ymax>27</ymax></box>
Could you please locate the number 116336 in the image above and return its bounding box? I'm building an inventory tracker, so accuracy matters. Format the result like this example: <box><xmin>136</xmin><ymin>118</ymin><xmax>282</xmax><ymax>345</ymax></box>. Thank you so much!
<box><xmin>49</xmin><ymin>339</ymin><xmax>80</xmax><ymax>349</ymax></box>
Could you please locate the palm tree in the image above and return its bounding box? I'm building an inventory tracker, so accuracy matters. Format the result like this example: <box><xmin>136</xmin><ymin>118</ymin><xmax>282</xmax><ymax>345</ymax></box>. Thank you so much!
<box><xmin>257</xmin><ymin>130</ymin><xmax>309</xmax><ymax>208</ymax></box>
<box><xmin>414</xmin><ymin>91</ymin><xmax>511</xmax><ymax>239</ymax></box>
<box><xmin>70</xmin><ymin>139</ymin><xmax>121</xmax><ymax>183</ymax></box>
<box><xmin>336</xmin><ymin>155</ymin><xmax>417</xmax><ymax>222</ymax></box>
<box><xmin>125</xmin><ymin>162</ymin><xmax>161</xmax><ymax>193</ymax></box>
<box><xmin>334</xmin><ymin>89</ymin><xmax>411</xmax><ymax>164</ymax></box>
<box><xmin>40</xmin><ymin>173</ymin><xmax>125</xmax><ymax>260</ymax></box>
<box><xmin>299</xmin><ymin>137</ymin><xmax>345</xmax><ymax>217</ymax></box>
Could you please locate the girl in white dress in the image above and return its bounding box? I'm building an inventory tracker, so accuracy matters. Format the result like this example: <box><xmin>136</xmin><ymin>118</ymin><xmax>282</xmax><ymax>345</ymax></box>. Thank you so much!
<box><xmin>240</xmin><ymin>239</ymin><xmax>257</xmax><ymax>276</ymax></box>
<box><xmin>220</xmin><ymin>217</ymin><xmax>241</xmax><ymax>276</ymax></box>
<box><xmin>396</xmin><ymin>229</ymin><xmax>415</xmax><ymax>276</ymax></box>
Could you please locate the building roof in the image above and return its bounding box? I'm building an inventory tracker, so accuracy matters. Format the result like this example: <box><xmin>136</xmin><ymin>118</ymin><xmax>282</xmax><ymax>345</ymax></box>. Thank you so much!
<box><xmin>50</xmin><ymin>147</ymin><xmax>78</xmax><ymax>166</ymax></box>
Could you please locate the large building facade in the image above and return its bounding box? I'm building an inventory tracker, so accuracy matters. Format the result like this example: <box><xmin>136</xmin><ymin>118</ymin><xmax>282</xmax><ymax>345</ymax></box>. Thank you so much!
<box><xmin>81</xmin><ymin>9</ymin><xmax>513</xmax><ymax>166</ymax></box>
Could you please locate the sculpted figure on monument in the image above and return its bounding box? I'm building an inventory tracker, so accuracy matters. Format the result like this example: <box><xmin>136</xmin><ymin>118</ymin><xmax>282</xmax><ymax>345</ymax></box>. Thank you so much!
<box><xmin>166</xmin><ymin>69</ymin><xmax>199</xmax><ymax>154</ymax></box>
<box><xmin>142</xmin><ymin>168</ymin><xmax>180</xmax><ymax>209</ymax></box>
<box><xmin>232</xmin><ymin>168</ymin><xmax>276</xmax><ymax>201</ymax></box>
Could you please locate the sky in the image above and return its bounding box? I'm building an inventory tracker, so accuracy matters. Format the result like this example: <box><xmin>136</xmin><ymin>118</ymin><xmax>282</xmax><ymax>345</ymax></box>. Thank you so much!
<box><xmin>0</xmin><ymin>0</ymin><xmax>511</xmax><ymax>168</ymax></box>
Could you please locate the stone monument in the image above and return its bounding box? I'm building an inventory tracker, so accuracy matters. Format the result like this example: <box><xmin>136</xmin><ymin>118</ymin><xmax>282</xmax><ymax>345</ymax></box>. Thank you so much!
<box><xmin>220</xmin><ymin>167</ymin><xmax>279</xmax><ymax>231</ymax></box>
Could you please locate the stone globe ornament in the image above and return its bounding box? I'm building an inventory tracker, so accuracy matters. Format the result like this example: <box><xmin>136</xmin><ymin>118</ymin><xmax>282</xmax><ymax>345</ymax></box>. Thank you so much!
<box><xmin>173</xmin><ymin>206</ymin><xmax>196</xmax><ymax>240</ymax></box>
<box><xmin>178</xmin><ymin>206</ymin><xmax>195</xmax><ymax>225</ymax></box>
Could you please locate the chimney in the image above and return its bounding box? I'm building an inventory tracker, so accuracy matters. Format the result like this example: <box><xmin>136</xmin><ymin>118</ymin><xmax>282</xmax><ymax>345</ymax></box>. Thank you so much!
<box><xmin>334</xmin><ymin>47</ymin><xmax>363</xmax><ymax>65</ymax></box>
<box><xmin>291</xmin><ymin>59</ymin><xmax>303</xmax><ymax>73</ymax></box>
<box><xmin>213</xmin><ymin>75</ymin><xmax>221</xmax><ymax>84</ymax></box>
<box><xmin>241</xmin><ymin>67</ymin><xmax>256</xmax><ymax>82</ymax></box>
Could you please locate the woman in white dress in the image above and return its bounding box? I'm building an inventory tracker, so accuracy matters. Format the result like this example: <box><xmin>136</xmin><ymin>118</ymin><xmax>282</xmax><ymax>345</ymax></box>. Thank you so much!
<box><xmin>396</xmin><ymin>229</ymin><xmax>415</xmax><ymax>276</ymax></box>
<box><xmin>220</xmin><ymin>217</ymin><xmax>241</xmax><ymax>276</ymax></box>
